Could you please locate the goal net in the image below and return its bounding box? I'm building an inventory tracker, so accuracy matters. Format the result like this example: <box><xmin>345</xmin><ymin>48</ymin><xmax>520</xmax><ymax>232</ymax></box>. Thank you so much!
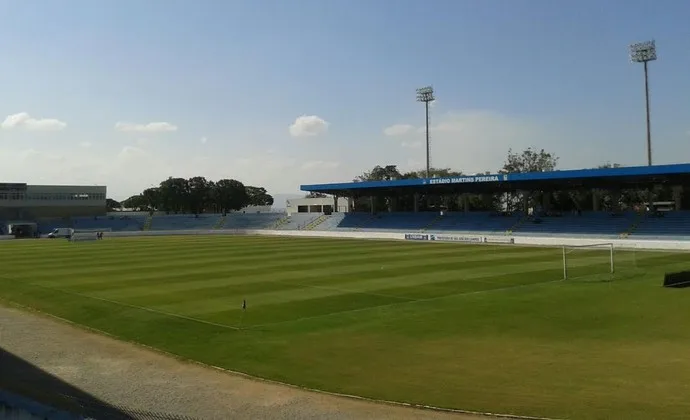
<box><xmin>69</xmin><ymin>229</ymin><xmax>109</xmax><ymax>242</ymax></box>
<box><xmin>562</xmin><ymin>243</ymin><xmax>615</xmax><ymax>281</ymax></box>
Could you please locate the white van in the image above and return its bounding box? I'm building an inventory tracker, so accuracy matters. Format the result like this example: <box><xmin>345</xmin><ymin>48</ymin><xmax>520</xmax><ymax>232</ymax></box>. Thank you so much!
<box><xmin>47</xmin><ymin>228</ymin><xmax>74</xmax><ymax>239</ymax></box>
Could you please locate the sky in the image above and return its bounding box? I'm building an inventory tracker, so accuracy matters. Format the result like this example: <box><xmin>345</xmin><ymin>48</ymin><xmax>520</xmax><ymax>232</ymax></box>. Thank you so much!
<box><xmin>1</xmin><ymin>0</ymin><xmax>689</xmax><ymax>203</ymax></box>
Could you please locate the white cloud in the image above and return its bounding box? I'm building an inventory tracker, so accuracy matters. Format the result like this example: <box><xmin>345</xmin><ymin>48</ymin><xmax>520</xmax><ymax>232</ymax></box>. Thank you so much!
<box><xmin>114</xmin><ymin>121</ymin><xmax>178</xmax><ymax>133</ymax></box>
<box><xmin>383</xmin><ymin>124</ymin><xmax>414</xmax><ymax>136</ymax></box>
<box><xmin>289</xmin><ymin>115</ymin><xmax>329</xmax><ymax>138</ymax></box>
<box><xmin>1</xmin><ymin>112</ymin><xmax>66</xmax><ymax>131</ymax></box>
<box><xmin>79</xmin><ymin>141</ymin><xmax>92</xmax><ymax>148</ymax></box>
<box><xmin>200</xmin><ymin>136</ymin><xmax>208</xmax><ymax>144</ymax></box>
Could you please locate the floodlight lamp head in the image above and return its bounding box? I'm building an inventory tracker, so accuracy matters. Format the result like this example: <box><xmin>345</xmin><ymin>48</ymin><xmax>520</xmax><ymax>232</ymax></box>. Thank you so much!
<box><xmin>629</xmin><ymin>40</ymin><xmax>657</xmax><ymax>63</ymax></box>
<box><xmin>416</xmin><ymin>86</ymin><xmax>435</xmax><ymax>103</ymax></box>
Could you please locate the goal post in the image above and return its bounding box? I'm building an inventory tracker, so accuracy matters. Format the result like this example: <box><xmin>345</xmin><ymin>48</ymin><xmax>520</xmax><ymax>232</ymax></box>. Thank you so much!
<box><xmin>562</xmin><ymin>242</ymin><xmax>614</xmax><ymax>280</ymax></box>
<box><xmin>68</xmin><ymin>228</ymin><xmax>110</xmax><ymax>242</ymax></box>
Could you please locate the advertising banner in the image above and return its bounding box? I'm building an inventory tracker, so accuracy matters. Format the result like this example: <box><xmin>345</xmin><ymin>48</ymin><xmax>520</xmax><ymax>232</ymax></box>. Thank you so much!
<box><xmin>404</xmin><ymin>233</ymin><xmax>429</xmax><ymax>241</ymax></box>
<box><xmin>428</xmin><ymin>234</ymin><xmax>482</xmax><ymax>243</ymax></box>
<box><xmin>483</xmin><ymin>236</ymin><xmax>515</xmax><ymax>244</ymax></box>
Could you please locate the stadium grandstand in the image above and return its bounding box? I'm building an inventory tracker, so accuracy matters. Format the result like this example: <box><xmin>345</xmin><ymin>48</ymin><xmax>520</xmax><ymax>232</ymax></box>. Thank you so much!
<box><xmin>297</xmin><ymin>163</ymin><xmax>690</xmax><ymax>240</ymax></box>
<box><xmin>4</xmin><ymin>163</ymin><xmax>690</xmax><ymax>240</ymax></box>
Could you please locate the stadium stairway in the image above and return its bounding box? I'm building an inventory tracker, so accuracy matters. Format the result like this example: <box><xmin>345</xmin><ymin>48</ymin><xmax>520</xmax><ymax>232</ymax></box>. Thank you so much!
<box><xmin>620</xmin><ymin>211</ymin><xmax>646</xmax><ymax>238</ymax></box>
<box><xmin>506</xmin><ymin>213</ymin><xmax>528</xmax><ymax>235</ymax></box>
<box><xmin>312</xmin><ymin>213</ymin><xmax>346</xmax><ymax>230</ymax></box>
<box><xmin>274</xmin><ymin>214</ymin><xmax>317</xmax><ymax>230</ymax></box>
<box><xmin>421</xmin><ymin>214</ymin><xmax>444</xmax><ymax>232</ymax></box>
<box><xmin>271</xmin><ymin>215</ymin><xmax>290</xmax><ymax>229</ymax></box>
<box><xmin>213</xmin><ymin>214</ymin><xmax>226</xmax><ymax>229</ymax></box>
<box><xmin>304</xmin><ymin>214</ymin><xmax>328</xmax><ymax>230</ymax></box>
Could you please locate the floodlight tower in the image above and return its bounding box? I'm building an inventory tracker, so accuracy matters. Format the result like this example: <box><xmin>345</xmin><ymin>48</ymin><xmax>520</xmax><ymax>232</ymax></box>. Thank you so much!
<box><xmin>416</xmin><ymin>86</ymin><xmax>435</xmax><ymax>178</ymax></box>
<box><xmin>629</xmin><ymin>40</ymin><xmax>657</xmax><ymax>166</ymax></box>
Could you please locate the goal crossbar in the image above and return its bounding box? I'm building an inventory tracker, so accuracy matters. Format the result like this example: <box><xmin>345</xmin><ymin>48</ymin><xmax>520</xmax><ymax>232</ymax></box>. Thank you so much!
<box><xmin>562</xmin><ymin>242</ymin><xmax>614</xmax><ymax>279</ymax></box>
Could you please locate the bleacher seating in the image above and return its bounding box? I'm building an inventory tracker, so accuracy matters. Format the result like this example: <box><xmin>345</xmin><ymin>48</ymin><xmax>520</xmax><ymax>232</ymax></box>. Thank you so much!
<box><xmin>149</xmin><ymin>214</ymin><xmax>220</xmax><ymax>230</ymax></box>
<box><xmin>275</xmin><ymin>213</ymin><xmax>321</xmax><ymax>230</ymax></box>
<box><xmin>313</xmin><ymin>213</ymin><xmax>346</xmax><ymax>230</ymax></box>
<box><xmin>37</xmin><ymin>218</ymin><xmax>73</xmax><ymax>234</ymax></box>
<box><xmin>631</xmin><ymin>211</ymin><xmax>690</xmax><ymax>239</ymax></box>
<box><xmin>431</xmin><ymin>212</ymin><xmax>521</xmax><ymax>233</ymax></box>
<box><xmin>513</xmin><ymin>212</ymin><xmax>636</xmax><ymax>237</ymax></box>
<box><xmin>73</xmin><ymin>215</ymin><xmax>146</xmax><ymax>232</ymax></box>
<box><xmin>330</xmin><ymin>213</ymin><xmax>376</xmax><ymax>230</ymax></box>
<box><xmin>221</xmin><ymin>213</ymin><xmax>285</xmax><ymax>229</ymax></box>
<box><xmin>19</xmin><ymin>210</ymin><xmax>690</xmax><ymax>240</ymax></box>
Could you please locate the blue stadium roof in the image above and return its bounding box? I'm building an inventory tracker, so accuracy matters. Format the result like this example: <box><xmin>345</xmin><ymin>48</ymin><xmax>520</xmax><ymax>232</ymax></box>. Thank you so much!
<box><xmin>301</xmin><ymin>163</ymin><xmax>690</xmax><ymax>195</ymax></box>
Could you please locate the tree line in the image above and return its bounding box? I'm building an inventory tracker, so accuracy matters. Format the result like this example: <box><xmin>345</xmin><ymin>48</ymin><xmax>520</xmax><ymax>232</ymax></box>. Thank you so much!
<box><xmin>330</xmin><ymin>147</ymin><xmax>688</xmax><ymax>213</ymax></box>
<box><xmin>115</xmin><ymin>177</ymin><xmax>273</xmax><ymax>214</ymax></box>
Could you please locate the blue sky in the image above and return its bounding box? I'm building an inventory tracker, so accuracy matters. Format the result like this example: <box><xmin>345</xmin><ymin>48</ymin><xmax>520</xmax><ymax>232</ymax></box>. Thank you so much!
<box><xmin>1</xmin><ymin>0</ymin><xmax>688</xmax><ymax>201</ymax></box>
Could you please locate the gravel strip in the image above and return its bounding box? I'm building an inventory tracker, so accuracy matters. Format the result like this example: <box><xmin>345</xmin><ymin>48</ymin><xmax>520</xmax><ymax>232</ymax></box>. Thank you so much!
<box><xmin>0</xmin><ymin>304</ymin><xmax>489</xmax><ymax>420</ymax></box>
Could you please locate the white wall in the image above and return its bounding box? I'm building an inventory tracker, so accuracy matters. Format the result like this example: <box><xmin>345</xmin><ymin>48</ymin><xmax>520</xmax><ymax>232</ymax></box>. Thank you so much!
<box><xmin>286</xmin><ymin>197</ymin><xmax>350</xmax><ymax>215</ymax></box>
<box><xmin>99</xmin><ymin>228</ymin><xmax>690</xmax><ymax>250</ymax></box>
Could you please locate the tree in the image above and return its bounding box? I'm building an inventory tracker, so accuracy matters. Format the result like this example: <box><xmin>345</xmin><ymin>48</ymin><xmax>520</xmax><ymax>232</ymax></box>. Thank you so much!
<box><xmin>355</xmin><ymin>165</ymin><xmax>403</xmax><ymax>182</ymax></box>
<box><xmin>121</xmin><ymin>195</ymin><xmax>147</xmax><ymax>211</ymax></box>
<box><xmin>501</xmin><ymin>147</ymin><xmax>559</xmax><ymax>212</ymax></box>
<box><xmin>246</xmin><ymin>186</ymin><xmax>274</xmax><ymax>206</ymax></box>
<box><xmin>106</xmin><ymin>198</ymin><xmax>121</xmax><ymax>211</ymax></box>
<box><xmin>213</xmin><ymin>179</ymin><xmax>249</xmax><ymax>214</ymax></box>
<box><xmin>142</xmin><ymin>187</ymin><xmax>161</xmax><ymax>211</ymax></box>
<box><xmin>502</xmin><ymin>147</ymin><xmax>558</xmax><ymax>174</ymax></box>
<box><xmin>187</xmin><ymin>176</ymin><xmax>211</xmax><ymax>215</ymax></box>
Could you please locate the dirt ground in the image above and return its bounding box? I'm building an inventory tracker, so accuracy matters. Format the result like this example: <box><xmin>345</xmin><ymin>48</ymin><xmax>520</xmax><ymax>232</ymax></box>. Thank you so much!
<box><xmin>0</xmin><ymin>304</ymin><xmax>494</xmax><ymax>420</ymax></box>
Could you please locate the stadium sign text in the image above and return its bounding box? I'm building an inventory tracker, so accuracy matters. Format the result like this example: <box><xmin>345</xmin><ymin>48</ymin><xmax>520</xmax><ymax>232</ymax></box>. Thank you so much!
<box><xmin>484</xmin><ymin>236</ymin><xmax>515</xmax><ymax>244</ymax></box>
<box><xmin>429</xmin><ymin>234</ymin><xmax>482</xmax><ymax>243</ymax></box>
<box><xmin>428</xmin><ymin>175</ymin><xmax>505</xmax><ymax>185</ymax></box>
<box><xmin>404</xmin><ymin>233</ymin><xmax>429</xmax><ymax>241</ymax></box>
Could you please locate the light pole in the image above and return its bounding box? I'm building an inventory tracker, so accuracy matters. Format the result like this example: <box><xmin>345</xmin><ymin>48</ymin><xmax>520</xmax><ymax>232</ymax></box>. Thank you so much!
<box><xmin>629</xmin><ymin>40</ymin><xmax>657</xmax><ymax>166</ymax></box>
<box><xmin>416</xmin><ymin>86</ymin><xmax>435</xmax><ymax>178</ymax></box>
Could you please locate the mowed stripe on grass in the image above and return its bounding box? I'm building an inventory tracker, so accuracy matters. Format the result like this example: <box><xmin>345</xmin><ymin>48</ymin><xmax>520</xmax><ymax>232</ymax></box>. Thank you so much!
<box><xmin>6</xmin><ymin>238</ymin><xmax>566</xmax><ymax>326</ymax></box>
<box><xmin>3</xmin><ymin>236</ymin><xmax>690</xmax><ymax>419</ymax></box>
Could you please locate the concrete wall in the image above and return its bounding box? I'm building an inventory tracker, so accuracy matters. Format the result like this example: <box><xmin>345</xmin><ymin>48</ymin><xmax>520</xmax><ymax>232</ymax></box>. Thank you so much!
<box><xmin>95</xmin><ymin>228</ymin><xmax>690</xmax><ymax>251</ymax></box>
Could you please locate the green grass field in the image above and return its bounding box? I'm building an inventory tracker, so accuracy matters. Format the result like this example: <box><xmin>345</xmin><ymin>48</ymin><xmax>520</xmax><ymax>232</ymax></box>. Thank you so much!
<box><xmin>2</xmin><ymin>235</ymin><xmax>690</xmax><ymax>419</ymax></box>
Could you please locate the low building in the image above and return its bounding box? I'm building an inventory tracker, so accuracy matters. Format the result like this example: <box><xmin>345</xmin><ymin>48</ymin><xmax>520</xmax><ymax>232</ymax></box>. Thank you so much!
<box><xmin>286</xmin><ymin>196</ymin><xmax>350</xmax><ymax>215</ymax></box>
<box><xmin>0</xmin><ymin>183</ymin><xmax>107</xmax><ymax>220</ymax></box>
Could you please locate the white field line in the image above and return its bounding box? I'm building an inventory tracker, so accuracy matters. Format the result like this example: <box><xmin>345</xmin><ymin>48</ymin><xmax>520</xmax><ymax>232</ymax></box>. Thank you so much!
<box><xmin>250</xmin><ymin>278</ymin><xmax>563</xmax><ymax>330</ymax></box>
<box><xmin>19</xmin><ymin>280</ymin><xmax>242</xmax><ymax>331</ymax></box>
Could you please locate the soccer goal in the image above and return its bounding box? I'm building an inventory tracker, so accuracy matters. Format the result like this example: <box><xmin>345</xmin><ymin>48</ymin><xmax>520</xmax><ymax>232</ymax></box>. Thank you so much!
<box><xmin>69</xmin><ymin>230</ymin><xmax>108</xmax><ymax>242</ymax></box>
<box><xmin>562</xmin><ymin>242</ymin><xmax>614</xmax><ymax>280</ymax></box>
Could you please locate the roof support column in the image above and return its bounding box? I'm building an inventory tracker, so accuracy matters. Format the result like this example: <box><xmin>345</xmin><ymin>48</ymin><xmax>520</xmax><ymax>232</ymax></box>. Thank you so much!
<box><xmin>521</xmin><ymin>191</ymin><xmax>529</xmax><ymax>214</ymax></box>
<box><xmin>673</xmin><ymin>185</ymin><xmax>683</xmax><ymax>211</ymax></box>
<box><xmin>463</xmin><ymin>194</ymin><xmax>470</xmax><ymax>212</ymax></box>
<box><xmin>333</xmin><ymin>195</ymin><xmax>338</xmax><ymax>213</ymax></box>
<box><xmin>542</xmin><ymin>192</ymin><xmax>551</xmax><ymax>213</ymax></box>
<box><xmin>370</xmin><ymin>196</ymin><xmax>375</xmax><ymax>215</ymax></box>
<box><xmin>592</xmin><ymin>189</ymin><xmax>601</xmax><ymax>212</ymax></box>
<box><xmin>611</xmin><ymin>189</ymin><xmax>621</xmax><ymax>212</ymax></box>
<box><xmin>413</xmin><ymin>193</ymin><xmax>419</xmax><ymax>213</ymax></box>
